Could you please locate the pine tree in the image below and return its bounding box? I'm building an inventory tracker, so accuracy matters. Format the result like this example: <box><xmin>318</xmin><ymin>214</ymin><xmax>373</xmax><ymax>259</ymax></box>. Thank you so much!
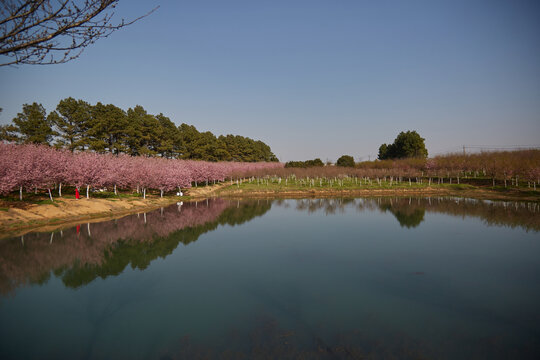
<box><xmin>48</xmin><ymin>98</ymin><xmax>91</xmax><ymax>151</ymax></box>
<box><xmin>86</xmin><ymin>102</ymin><xmax>128</xmax><ymax>154</ymax></box>
<box><xmin>12</xmin><ymin>103</ymin><xmax>56</xmax><ymax>145</ymax></box>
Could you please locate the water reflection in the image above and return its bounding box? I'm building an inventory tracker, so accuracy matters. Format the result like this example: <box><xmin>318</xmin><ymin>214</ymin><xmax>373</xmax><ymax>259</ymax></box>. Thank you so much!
<box><xmin>283</xmin><ymin>197</ymin><xmax>540</xmax><ymax>231</ymax></box>
<box><xmin>0</xmin><ymin>199</ymin><xmax>271</xmax><ymax>296</ymax></box>
<box><xmin>1</xmin><ymin>197</ymin><xmax>539</xmax><ymax>359</ymax></box>
<box><xmin>1</xmin><ymin>197</ymin><xmax>538</xmax><ymax>297</ymax></box>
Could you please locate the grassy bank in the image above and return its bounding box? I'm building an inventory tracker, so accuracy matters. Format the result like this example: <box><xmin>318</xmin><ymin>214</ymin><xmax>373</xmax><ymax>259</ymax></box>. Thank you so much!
<box><xmin>205</xmin><ymin>177</ymin><xmax>540</xmax><ymax>202</ymax></box>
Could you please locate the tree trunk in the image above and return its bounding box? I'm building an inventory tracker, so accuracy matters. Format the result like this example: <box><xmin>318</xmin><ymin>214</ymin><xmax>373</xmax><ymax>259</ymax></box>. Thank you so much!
<box><xmin>86</xmin><ymin>185</ymin><xmax>90</xmax><ymax>199</ymax></box>
<box><xmin>143</xmin><ymin>188</ymin><xmax>146</xmax><ymax>199</ymax></box>
<box><xmin>59</xmin><ymin>183</ymin><xmax>62</xmax><ymax>197</ymax></box>
<box><xmin>48</xmin><ymin>188</ymin><xmax>53</xmax><ymax>202</ymax></box>
<box><xmin>19</xmin><ymin>186</ymin><xmax>23</xmax><ymax>201</ymax></box>
<box><xmin>160</xmin><ymin>189</ymin><xmax>164</xmax><ymax>198</ymax></box>
<box><xmin>114</xmin><ymin>184</ymin><xmax>117</xmax><ymax>195</ymax></box>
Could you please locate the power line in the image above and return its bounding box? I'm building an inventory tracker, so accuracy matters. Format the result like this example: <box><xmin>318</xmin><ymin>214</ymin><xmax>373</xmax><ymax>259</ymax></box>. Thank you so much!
<box><xmin>463</xmin><ymin>144</ymin><xmax>540</xmax><ymax>148</ymax></box>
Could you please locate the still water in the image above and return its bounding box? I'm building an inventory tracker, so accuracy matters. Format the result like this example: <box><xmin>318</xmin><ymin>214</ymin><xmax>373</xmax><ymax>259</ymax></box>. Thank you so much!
<box><xmin>0</xmin><ymin>197</ymin><xmax>539</xmax><ymax>359</ymax></box>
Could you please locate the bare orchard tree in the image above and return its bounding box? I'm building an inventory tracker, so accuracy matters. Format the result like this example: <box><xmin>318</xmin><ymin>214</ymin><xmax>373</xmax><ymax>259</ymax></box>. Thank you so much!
<box><xmin>0</xmin><ymin>0</ymin><xmax>157</xmax><ymax>66</ymax></box>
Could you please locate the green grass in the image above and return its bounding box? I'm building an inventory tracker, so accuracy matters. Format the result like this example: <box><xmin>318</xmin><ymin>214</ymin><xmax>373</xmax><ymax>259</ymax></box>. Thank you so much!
<box><xmin>218</xmin><ymin>177</ymin><xmax>539</xmax><ymax>197</ymax></box>
<box><xmin>35</xmin><ymin>200</ymin><xmax>59</xmax><ymax>206</ymax></box>
<box><xmin>226</xmin><ymin>177</ymin><xmax>433</xmax><ymax>192</ymax></box>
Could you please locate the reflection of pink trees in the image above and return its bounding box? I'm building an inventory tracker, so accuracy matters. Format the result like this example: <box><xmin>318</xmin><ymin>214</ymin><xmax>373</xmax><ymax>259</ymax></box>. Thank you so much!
<box><xmin>0</xmin><ymin>199</ymin><xmax>230</xmax><ymax>295</ymax></box>
<box><xmin>0</xmin><ymin>143</ymin><xmax>284</xmax><ymax>198</ymax></box>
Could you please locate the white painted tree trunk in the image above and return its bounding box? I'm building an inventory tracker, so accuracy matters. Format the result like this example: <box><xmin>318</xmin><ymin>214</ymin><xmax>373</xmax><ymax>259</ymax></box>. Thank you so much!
<box><xmin>59</xmin><ymin>183</ymin><xmax>62</xmax><ymax>197</ymax></box>
<box><xmin>143</xmin><ymin>188</ymin><xmax>146</xmax><ymax>199</ymax></box>
<box><xmin>114</xmin><ymin>184</ymin><xmax>117</xmax><ymax>195</ymax></box>
<box><xmin>86</xmin><ymin>185</ymin><xmax>90</xmax><ymax>199</ymax></box>
<box><xmin>48</xmin><ymin>188</ymin><xmax>53</xmax><ymax>202</ymax></box>
<box><xmin>160</xmin><ymin>189</ymin><xmax>164</xmax><ymax>198</ymax></box>
<box><xmin>19</xmin><ymin>186</ymin><xmax>23</xmax><ymax>200</ymax></box>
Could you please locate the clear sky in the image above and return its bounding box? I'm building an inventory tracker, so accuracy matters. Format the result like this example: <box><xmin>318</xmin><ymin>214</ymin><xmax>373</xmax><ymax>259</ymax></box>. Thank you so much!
<box><xmin>1</xmin><ymin>0</ymin><xmax>539</xmax><ymax>162</ymax></box>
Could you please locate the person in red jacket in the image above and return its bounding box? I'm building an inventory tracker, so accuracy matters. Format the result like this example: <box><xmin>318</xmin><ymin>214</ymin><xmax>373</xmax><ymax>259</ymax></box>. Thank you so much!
<box><xmin>75</xmin><ymin>188</ymin><xmax>80</xmax><ymax>199</ymax></box>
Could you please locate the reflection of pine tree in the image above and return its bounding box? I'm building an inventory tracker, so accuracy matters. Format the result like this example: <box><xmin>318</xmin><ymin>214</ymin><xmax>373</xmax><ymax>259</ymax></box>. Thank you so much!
<box><xmin>0</xmin><ymin>200</ymin><xmax>272</xmax><ymax>295</ymax></box>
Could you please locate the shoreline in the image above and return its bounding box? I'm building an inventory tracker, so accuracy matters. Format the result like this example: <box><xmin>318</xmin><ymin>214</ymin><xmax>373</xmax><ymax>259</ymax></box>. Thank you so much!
<box><xmin>0</xmin><ymin>197</ymin><xmax>180</xmax><ymax>237</ymax></box>
<box><xmin>1</xmin><ymin>185</ymin><xmax>538</xmax><ymax>236</ymax></box>
<box><xmin>190</xmin><ymin>183</ymin><xmax>540</xmax><ymax>202</ymax></box>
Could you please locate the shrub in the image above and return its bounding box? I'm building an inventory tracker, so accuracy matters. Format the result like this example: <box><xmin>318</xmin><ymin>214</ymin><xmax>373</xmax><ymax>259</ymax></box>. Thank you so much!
<box><xmin>336</xmin><ymin>155</ymin><xmax>355</xmax><ymax>167</ymax></box>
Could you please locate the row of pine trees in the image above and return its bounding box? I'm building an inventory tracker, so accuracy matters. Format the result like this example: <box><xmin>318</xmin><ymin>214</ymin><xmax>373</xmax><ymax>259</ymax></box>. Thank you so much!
<box><xmin>0</xmin><ymin>99</ymin><xmax>278</xmax><ymax>162</ymax></box>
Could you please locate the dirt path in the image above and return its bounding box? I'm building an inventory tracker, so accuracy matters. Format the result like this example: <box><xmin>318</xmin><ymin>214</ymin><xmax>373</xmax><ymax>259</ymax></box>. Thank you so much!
<box><xmin>0</xmin><ymin>197</ymin><xmax>179</xmax><ymax>234</ymax></box>
<box><xmin>185</xmin><ymin>182</ymin><xmax>230</xmax><ymax>198</ymax></box>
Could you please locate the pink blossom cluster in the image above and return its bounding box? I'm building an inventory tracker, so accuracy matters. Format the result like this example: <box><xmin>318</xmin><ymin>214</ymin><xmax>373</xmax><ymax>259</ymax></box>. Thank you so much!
<box><xmin>0</xmin><ymin>143</ymin><xmax>283</xmax><ymax>197</ymax></box>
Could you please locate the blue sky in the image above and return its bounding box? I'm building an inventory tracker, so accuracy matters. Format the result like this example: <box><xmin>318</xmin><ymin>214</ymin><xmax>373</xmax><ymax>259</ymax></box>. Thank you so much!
<box><xmin>1</xmin><ymin>0</ymin><xmax>539</xmax><ymax>162</ymax></box>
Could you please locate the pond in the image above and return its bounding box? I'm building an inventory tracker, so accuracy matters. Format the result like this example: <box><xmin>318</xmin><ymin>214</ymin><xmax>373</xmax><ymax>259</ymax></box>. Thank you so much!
<box><xmin>0</xmin><ymin>197</ymin><xmax>539</xmax><ymax>359</ymax></box>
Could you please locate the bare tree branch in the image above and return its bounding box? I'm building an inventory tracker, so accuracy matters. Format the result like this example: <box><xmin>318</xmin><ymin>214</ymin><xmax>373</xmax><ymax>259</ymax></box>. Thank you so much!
<box><xmin>0</xmin><ymin>1</ymin><xmax>158</xmax><ymax>66</ymax></box>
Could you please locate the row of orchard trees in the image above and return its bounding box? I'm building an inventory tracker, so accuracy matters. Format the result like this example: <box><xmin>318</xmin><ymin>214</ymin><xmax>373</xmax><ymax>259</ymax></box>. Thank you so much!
<box><xmin>251</xmin><ymin>150</ymin><xmax>540</xmax><ymax>187</ymax></box>
<box><xmin>356</xmin><ymin>150</ymin><xmax>540</xmax><ymax>184</ymax></box>
<box><xmin>426</xmin><ymin>150</ymin><xmax>540</xmax><ymax>186</ymax></box>
<box><xmin>0</xmin><ymin>143</ymin><xmax>283</xmax><ymax>200</ymax></box>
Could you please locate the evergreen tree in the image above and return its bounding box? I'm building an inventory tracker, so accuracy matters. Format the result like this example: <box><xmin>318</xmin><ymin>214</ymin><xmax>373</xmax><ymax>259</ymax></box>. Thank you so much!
<box><xmin>155</xmin><ymin>114</ymin><xmax>181</xmax><ymax>158</ymax></box>
<box><xmin>12</xmin><ymin>103</ymin><xmax>56</xmax><ymax>144</ymax></box>
<box><xmin>0</xmin><ymin>124</ymin><xmax>20</xmax><ymax>142</ymax></box>
<box><xmin>3</xmin><ymin>100</ymin><xmax>278</xmax><ymax>161</ymax></box>
<box><xmin>86</xmin><ymin>102</ymin><xmax>128</xmax><ymax>154</ymax></box>
<box><xmin>125</xmin><ymin>105</ymin><xmax>159</xmax><ymax>156</ymax></box>
<box><xmin>48</xmin><ymin>97</ymin><xmax>91</xmax><ymax>151</ymax></box>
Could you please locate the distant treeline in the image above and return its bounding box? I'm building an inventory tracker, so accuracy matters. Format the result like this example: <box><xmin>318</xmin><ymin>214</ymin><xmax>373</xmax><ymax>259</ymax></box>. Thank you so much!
<box><xmin>285</xmin><ymin>158</ymin><xmax>324</xmax><ymax>168</ymax></box>
<box><xmin>0</xmin><ymin>100</ymin><xmax>278</xmax><ymax>162</ymax></box>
